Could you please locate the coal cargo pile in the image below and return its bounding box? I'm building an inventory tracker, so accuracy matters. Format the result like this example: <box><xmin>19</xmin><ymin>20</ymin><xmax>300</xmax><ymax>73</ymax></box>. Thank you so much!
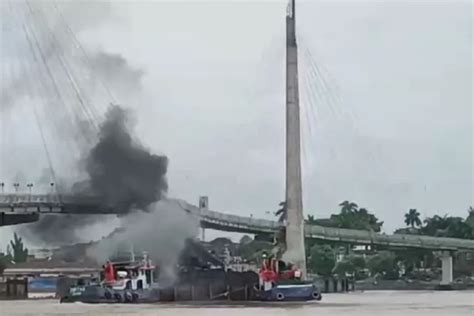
<box><xmin>160</xmin><ymin>269</ymin><xmax>259</xmax><ymax>301</ymax></box>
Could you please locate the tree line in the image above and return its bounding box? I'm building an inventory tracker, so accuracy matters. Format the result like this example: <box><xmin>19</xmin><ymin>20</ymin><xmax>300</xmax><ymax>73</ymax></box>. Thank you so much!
<box><xmin>0</xmin><ymin>233</ymin><xmax>29</xmax><ymax>274</ymax></box>
<box><xmin>276</xmin><ymin>201</ymin><xmax>474</xmax><ymax>279</ymax></box>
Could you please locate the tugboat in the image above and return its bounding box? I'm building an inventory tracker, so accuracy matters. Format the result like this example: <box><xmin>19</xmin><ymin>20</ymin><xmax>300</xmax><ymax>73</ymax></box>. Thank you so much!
<box><xmin>255</xmin><ymin>254</ymin><xmax>322</xmax><ymax>301</ymax></box>
<box><xmin>60</xmin><ymin>252</ymin><xmax>160</xmax><ymax>303</ymax></box>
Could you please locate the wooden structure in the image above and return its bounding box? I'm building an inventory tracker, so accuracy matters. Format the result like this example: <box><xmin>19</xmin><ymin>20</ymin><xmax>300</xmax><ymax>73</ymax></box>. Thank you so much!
<box><xmin>0</xmin><ymin>278</ymin><xmax>28</xmax><ymax>299</ymax></box>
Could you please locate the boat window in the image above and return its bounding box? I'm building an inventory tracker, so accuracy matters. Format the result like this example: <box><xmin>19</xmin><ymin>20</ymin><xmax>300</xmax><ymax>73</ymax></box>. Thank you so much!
<box><xmin>137</xmin><ymin>280</ymin><xmax>143</xmax><ymax>290</ymax></box>
<box><xmin>125</xmin><ymin>280</ymin><xmax>131</xmax><ymax>289</ymax></box>
<box><xmin>145</xmin><ymin>270</ymin><xmax>151</xmax><ymax>284</ymax></box>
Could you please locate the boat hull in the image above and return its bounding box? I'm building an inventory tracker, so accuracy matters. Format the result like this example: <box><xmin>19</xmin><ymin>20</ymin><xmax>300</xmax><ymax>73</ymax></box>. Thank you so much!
<box><xmin>60</xmin><ymin>285</ymin><xmax>161</xmax><ymax>303</ymax></box>
<box><xmin>256</xmin><ymin>283</ymin><xmax>322</xmax><ymax>301</ymax></box>
<box><xmin>60</xmin><ymin>282</ymin><xmax>322</xmax><ymax>303</ymax></box>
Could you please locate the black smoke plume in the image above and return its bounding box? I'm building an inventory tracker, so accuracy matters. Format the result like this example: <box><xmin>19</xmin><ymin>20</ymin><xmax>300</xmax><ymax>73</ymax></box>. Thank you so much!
<box><xmin>21</xmin><ymin>105</ymin><xmax>168</xmax><ymax>244</ymax></box>
<box><xmin>84</xmin><ymin>105</ymin><xmax>168</xmax><ymax>212</ymax></box>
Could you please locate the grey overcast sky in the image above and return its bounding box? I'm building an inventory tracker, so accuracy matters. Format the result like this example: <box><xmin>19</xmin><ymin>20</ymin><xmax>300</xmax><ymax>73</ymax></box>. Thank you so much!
<box><xmin>0</xmin><ymin>0</ymin><xmax>472</xmax><ymax>245</ymax></box>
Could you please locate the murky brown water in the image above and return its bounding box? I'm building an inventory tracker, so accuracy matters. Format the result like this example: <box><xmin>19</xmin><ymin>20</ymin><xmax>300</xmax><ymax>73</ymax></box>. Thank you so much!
<box><xmin>1</xmin><ymin>291</ymin><xmax>473</xmax><ymax>316</ymax></box>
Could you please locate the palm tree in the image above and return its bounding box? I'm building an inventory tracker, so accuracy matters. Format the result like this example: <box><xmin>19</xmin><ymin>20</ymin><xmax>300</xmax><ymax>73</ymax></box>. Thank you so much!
<box><xmin>466</xmin><ymin>207</ymin><xmax>474</xmax><ymax>228</ymax></box>
<box><xmin>339</xmin><ymin>201</ymin><xmax>358</xmax><ymax>214</ymax></box>
<box><xmin>358</xmin><ymin>208</ymin><xmax>369</xmax><ymax>214</ymax></box>
<box><xmin>9</xmin><ymin>233</ymin><xmax>28</xmax><ymax>263</ymax></box>
<box><xmin>404</xmin><ymin>209</ymin><xmax>422</xmax><ymax>228</ymax></box>
<box><xmin>306</xmin><ymin>214</ymin><xmax>316</xmax><ymax>224</ymax></box>
<box><xmin>274</xmin><ymin>201</ymin><xmax>287</xmax><ymax>223</ymax></box>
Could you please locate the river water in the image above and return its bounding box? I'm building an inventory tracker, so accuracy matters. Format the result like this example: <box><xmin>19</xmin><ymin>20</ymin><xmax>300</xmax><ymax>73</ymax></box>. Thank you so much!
<box><xmin>1</xmin><ymin>291</ymin><xmax>473</xmax><ymax>316</ymax></box>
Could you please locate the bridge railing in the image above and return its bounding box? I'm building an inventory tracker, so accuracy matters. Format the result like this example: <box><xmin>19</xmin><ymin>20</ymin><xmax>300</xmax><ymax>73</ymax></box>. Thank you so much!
<box><xmin>0</xmin><ymin>194</ymin><xmax>62</xmax><ymax>204</ymax></box>
<box><xmin>182</xmin><ymin>202</ymin><xmax>280</xmax><ymax>231</ymax></box>
<box><xmin>305</xmin><ymin>225</ymin><xmax>474</xmax><ymax>250</ymax></box>
<box><xmin>0</xmin><ymin>193</ymin><xmax>104</xmax><ymax>204</ymax></box>
<box><xmin>186</xmin><ymin>202</ymin><xmax>474</xmax><ymax>250</ymax></box>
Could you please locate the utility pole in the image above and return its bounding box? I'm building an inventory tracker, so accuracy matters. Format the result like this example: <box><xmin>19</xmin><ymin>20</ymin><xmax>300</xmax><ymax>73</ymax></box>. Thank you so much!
<box><xmin>283</xmin><ymin>0</ymin><xmax>307</xmax><ymax>278</ymax></box>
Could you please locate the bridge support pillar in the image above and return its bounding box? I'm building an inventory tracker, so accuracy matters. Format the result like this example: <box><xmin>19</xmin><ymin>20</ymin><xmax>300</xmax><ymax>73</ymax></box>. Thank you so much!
<box><xmin>440</xmin><ymin>251</ymin><xmax>453</xmax><ymax>286</ymax></box>
<box><xmin>201</xmin><ymin>228</ymin><xmax>206</xmax><ymax>241</ymax></box>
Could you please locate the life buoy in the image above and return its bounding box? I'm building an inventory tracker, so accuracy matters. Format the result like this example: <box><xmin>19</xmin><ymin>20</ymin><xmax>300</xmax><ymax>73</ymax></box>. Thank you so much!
<box><xmin>276</xmin><ymin>292</ymin><xmax>285</xmax><ymax>301</ymax></box>
<box><xmin>124</xmin><ymin>291</ymin><xmax>133</xmax><ymax>303</ymax></box>
<box><xmin>104</xmin><ymin>290</ymin><xmax>112</xmax><ymax>300</ymax></box>
<box><xmin>312</xmin><ymin>291</ymin><xmax>322</xmax><ymax>300</ymax></box>
<box><xmin>132</xmin><ymin>292</ymin><xmax>139</xmax><ymax>302</ymax></box>
<box><xmin>114</xmin><ymin>292</ymin><xmax>123</xmax><ymax>303</ymax></box>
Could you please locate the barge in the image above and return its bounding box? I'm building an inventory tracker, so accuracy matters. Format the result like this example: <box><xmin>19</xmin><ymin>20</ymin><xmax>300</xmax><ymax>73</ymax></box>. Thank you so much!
<box><xmin>60</xmin><ymin>252</ymin><xmax>321</xmax><ymax>303</ymax></box>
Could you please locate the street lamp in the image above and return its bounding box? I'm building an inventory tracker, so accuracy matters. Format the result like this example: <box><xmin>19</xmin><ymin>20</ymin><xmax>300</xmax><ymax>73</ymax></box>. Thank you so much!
<box><xmin>27</xmin><ymin>183</ymin><xmax>34</xmax><ymax>194</ymax></box>
<box><xmin>0</xmin><ymin>182</ymin><xmax>4</xmax><ymax>193</ymax></box>
<box><xmin>50</xmin><ymin>182</ymin><xmax>55</xmax><ymax>193</ymax></box>
<box><xmin>13</xmin><ymin>183</ymin><xmax>19</xmax><ymax>192</ymax></box>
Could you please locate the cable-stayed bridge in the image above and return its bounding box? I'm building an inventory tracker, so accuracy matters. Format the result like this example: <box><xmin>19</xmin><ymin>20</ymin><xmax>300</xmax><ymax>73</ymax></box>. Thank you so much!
<box><xmin>1</xmin><ymin>1</ymin><xmax>472</xmax><ymax>285</ymax></box>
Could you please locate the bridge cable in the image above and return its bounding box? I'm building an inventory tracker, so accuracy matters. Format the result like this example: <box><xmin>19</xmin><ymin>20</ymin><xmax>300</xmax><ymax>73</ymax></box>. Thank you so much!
<box><xmin>20</xmin><ymin>1</ymin><xmax>93</xmax><ymax>148</ymax></box>
<box><xmin>18</xmin><ymin>1</ymin><xmax>83</xmax><ymax>191</ymax></box>
<box><xmin>25</xmin><ymin>1</ymin><xmax>99</xmax><ymax>138</ymax></box>
<box><xmin>0</xmin><ymin>2</ymin><xmax>6</xmax><ymax>183</ymax></box>
<box><xmin>18</xmin><ymin>1</ymin><xmax>83</xmax><ymax>164</ymax></box>
<box><xmin>24</xmin><ymin>1</ymin><xmax>98</xmax><ymax>136</ymax></box>
<box><xmin>51</xmin><ymin>0</ymin><xmax>118</xmax><ymax>106</ymax></box>
<box><xmin>11</xmin><ymin>3</ymin><xmax>60</xmax><ymax>193</ymax></box>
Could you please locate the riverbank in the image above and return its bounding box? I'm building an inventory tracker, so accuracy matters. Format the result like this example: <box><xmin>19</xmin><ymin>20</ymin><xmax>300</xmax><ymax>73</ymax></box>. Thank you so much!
<box><xmin>355</xmin><ymin>279</ymin><xmax>474</xmax><ymax>291</ymax></box>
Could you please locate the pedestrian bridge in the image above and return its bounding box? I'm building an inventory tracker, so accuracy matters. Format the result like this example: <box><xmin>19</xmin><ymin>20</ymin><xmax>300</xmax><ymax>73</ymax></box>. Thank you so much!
<box><xmin>1</xmin><ymin>194</ymin><xmax>474</xmax><ymax>251</ymax></box>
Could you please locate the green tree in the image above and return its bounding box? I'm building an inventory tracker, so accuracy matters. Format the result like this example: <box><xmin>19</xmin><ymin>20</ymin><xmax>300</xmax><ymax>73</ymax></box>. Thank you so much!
<box><xmin>9</xmin><ymin>233</ymin><xmax>28</xmax><ymax>263</ymax></box>
<box><xmin>404</xmin><ymin>209</ymin><xmax>422</xmax><ymax>228</ymax></box>
<box><xmin>329</xmin><ymin>203</ymin><xmax>383</xmax><ymax>232</ymax></box>
<box><xmin>239</xmin><ymin>235</ymin><xmax>252</xmax><ymax>245</ymax></box>
<box><xmin>305</xmin><ymin>214</ymin><xmax>316</xmax><ymax>224</ymax></box>
<box><xmin>274</xmin><ymin>201</ymin><xmax>287</xmax><ymax>223</ymax></box>
<box><xmin>394</xmin><ymin>248</ymin><xmax>433</xmax><ymax>274</ymax></box>
<box><xmin>305</xmin><ymin>202</ymin><xmax>383</xmax><ymax>231</ymax></box>
<box><xmin>332</xmin><ymin>255</ymin><xmax>366</xmax><ymax>278</ymax></box>
<box><xmin>0</xmin><ymin>254</ymin><xmax>11</xmax><ymax>275</ymax></box>
<box><xmin>446</xmin><ymin>220</ymin><xmax>473</xmax><ymax>239</ymax></box>
<box><xmin>367</xmin><ymin>251</ymin><xmax>399</xmax><ymax>280</ymax></box>
<box><xmin>339</xmin><ymin>201</ymin><xmax>358</xmax><ymax>214</ymax></box>
<box><xmin>422</xmin><ymin>215</ymin><xmax>473</xmax><ymax>239</ymax></box>
<box><xmin>422</xmin><ymin>215</ymin><xmax>446</xmax><ymax>236</ymax></box>
<box><xmin>308</xmin><ymin>244</ymin><xmax>335</xmax><ymax>276</ymax></box>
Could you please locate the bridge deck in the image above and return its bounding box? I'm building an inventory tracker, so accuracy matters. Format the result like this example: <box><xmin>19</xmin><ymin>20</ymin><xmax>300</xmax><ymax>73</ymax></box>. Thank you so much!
<box><xmin>1</xmin><ymin>194</ymin><xmax>474</xmax><ymax>251</ymax></box>
<box><xmin>181</xmin><ymin>202</ymin><xmax>474</xmax><ymax>251</ymax></box>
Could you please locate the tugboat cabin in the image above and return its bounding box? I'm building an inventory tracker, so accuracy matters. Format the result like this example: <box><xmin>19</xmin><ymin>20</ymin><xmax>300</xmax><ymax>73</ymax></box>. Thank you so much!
<box><xmin>102</xmin><ymin>255</ymin><xmax>156</xmax><ymax>291</ymax></box>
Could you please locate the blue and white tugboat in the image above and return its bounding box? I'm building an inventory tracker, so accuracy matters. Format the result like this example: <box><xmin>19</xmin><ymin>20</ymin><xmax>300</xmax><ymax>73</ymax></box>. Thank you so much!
<box><xmin>61</xmin><ymin>252</ymin><xmax>160</xmax><ymax>303</ymax></box>
<box><xmin>255</xmin><ymin>254</ymin><xmax>322</xmax><ymax>302</ymax></box>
